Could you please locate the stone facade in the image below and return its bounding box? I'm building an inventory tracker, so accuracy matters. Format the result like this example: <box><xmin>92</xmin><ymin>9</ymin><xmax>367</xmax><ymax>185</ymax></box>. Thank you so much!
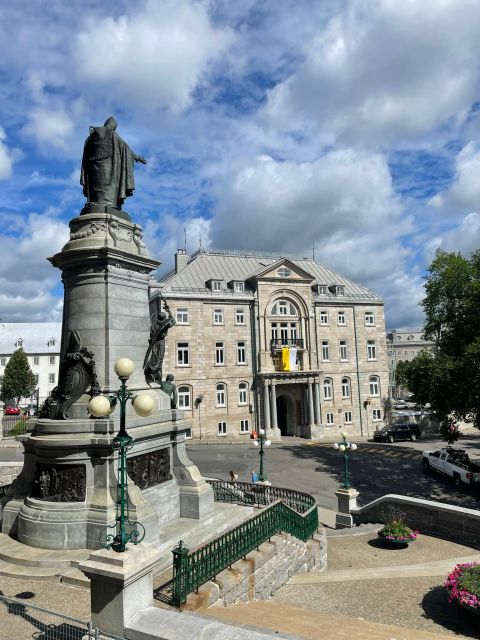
<box><xmin>152</xmin><ymin>249</ymin><xmax>390</xmax><ymax>440</ymax></box>
<box><xmin>386</xmin><ymin>329</ymin><xmax>436</xmax><ymax>397</ymax></box>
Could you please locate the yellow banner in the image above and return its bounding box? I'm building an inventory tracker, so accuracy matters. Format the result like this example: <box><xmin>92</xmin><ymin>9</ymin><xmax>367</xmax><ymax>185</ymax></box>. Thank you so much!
<box><xmin>282</xmin><ymin>347</ymin><xmax>290</xmax><ymax>371</ymax></box>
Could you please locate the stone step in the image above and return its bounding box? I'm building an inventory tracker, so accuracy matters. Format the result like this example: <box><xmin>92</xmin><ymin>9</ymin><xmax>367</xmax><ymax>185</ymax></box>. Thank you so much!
<box><xmin>0</xmin><ymin>558</ymin><xmax>61</xmax><ymax>581</ymax></box>
<box><xmin>61</xmin><ymin>568</ymin><xmax>90</xmax><ymax>588</ymax></box>
<box><xmin>0</xmin><ymin>533</ymin><xmax>89</xmax><ymax>569</ymax></box>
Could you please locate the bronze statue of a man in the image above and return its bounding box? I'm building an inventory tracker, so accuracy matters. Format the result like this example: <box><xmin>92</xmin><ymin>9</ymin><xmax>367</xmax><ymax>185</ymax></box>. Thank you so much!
<box><xmin>80</xmin><ymin>116</ymin><xmax>146</xmax><ymax>209</ymax></box>
<box><xmin>160</xmin><ymin>374</ymin><xmax>178</xmax><ymax>410</ymax></box>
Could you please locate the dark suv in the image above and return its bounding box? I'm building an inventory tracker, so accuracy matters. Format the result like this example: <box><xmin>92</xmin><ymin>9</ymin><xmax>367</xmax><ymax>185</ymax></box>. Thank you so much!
<box><xmin>373</xmin><ymin>423</ymin><xmax>421</xmax><ymax>443</ymax></box>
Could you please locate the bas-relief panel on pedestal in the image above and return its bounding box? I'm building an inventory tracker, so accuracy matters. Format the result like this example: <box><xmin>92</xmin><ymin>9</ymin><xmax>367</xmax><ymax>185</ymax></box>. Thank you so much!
<box><xmin>127</xmin><ymin>448</ymin><xmax>172</xmax><ymax>490</ymax></box>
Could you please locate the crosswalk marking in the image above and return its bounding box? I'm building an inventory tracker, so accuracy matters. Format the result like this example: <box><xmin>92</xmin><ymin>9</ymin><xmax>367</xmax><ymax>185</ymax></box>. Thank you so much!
<box><xmin>304</xmin><ymin>441</ymin><xmax>420</xmax><ymax>458</ymax></box>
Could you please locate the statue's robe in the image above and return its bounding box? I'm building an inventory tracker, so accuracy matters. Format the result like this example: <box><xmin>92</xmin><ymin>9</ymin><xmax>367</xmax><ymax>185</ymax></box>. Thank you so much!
<box><xmin>80</xmin><ymin>126</ymin><xmax>136</xmax><ymax>208</ymax></box>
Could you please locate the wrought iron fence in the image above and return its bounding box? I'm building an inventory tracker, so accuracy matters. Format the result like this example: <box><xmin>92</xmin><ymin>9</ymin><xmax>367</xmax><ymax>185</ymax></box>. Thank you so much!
<box><xmin>0</xmin><ymin>594</ymin><xmax>124</xmax><ymax>640</ymax></box>
<box><xmin>172</xmin><ymin>494</ymin><xmax>318</xmax><ymax>606</ymax></box>
<box><xmin>206</xmin><ymin>479</ymin><xmax>316</xmax><ymax>513</ymax></box>
<box><xmin>1</xmin><ymin>415</ymin><xmax>27</xmax><ymax>437</ymax></box>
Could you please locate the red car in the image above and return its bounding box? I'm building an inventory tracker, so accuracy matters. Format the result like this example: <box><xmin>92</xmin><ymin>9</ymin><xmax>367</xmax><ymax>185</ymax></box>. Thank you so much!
<box><xmin>4</xmin><ymin>405</ymin><xmax>21</xmax><ymax>415</ymax></box>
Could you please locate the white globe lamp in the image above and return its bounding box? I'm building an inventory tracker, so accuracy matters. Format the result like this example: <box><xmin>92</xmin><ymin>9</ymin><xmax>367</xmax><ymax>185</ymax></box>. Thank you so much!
<box><xmin>133</xmin><ymin>394</ymin><xmax>155</xmax><ymax>417</ymax></box>
<box><xmin>114</xmin><ymin>358</ymin><xmax>135</xmax><ymax>379</ymax></box>
<box><xmin>89</xmin><ymin>395</ymin><xmax>111</xmax><ymax>418</ymax></box>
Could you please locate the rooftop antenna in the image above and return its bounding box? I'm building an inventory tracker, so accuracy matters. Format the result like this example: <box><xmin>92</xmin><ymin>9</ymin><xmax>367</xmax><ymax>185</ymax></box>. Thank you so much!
<box><xmin>312</xmin><ymin>242</ymin><xmax>315</xmax><ymax>261</ymax></box>
<box><xmin>199</xmin><ymin>234</ymin><xmax>202</xmax><ymax>251</ymax></box>
<box><xmin>184</xmin><ymin>227</ymin><xmax>187</xmax><ymax>253</ymax></box>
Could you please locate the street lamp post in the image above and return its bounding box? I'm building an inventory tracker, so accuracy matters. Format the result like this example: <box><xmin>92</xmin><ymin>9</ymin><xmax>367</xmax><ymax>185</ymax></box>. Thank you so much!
<box><xmin>333</xmin><ymin>431</ymin><xmax>357</xmax><ymax>490</ymax></box>
<box><xmin>252</xmin><ymin>428</ymin><xmax>271</xmax><ymax>482</ymax></box>
<box><xmin>88</xmin><ymin>358</ymin><xmax>155</xmax><ymax>552</ymax></box>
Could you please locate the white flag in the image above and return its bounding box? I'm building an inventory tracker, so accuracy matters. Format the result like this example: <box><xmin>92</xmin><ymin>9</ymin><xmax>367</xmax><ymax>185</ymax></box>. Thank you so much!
<box><xmin>289</xmin><ymin>347</ymin><xmax>297</xmax><ymax>371</ymax></box>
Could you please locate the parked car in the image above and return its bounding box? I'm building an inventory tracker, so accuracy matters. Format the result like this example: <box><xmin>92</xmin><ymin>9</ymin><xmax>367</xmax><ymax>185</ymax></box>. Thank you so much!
<box><xmin>373</xmin><ymin>423</ymin><xmax>421</xmax><ymax>443</ymax></box>
<box><xmin>422</xmin><ymin>448</ymin><xmax>480</xmax><ymax>487</ymax></box>
<box><xmin>4</xmin><ymin>404</ymin><xmax>21</xmax><ymax>415</ymax></box>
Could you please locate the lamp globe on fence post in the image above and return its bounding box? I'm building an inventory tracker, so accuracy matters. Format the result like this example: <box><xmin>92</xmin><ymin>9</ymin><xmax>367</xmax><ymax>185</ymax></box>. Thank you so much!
<box><xmin>88</xmin><ymin>357</ymin><xmax>154</xmax><ymax>552</ymax></box>
<box><xmin>332</xmin><ymin>431</ymin><xmax>356</xmax><ymax>490</ymax></box>
<box><xmin>253</xmin><ymin>428</ymin><xmax>271</xmax><ymax>482</ymax></box>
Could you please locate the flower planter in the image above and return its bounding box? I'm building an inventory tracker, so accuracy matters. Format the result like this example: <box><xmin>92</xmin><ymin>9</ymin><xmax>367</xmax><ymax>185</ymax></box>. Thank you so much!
<box><xmin>378</xmin><ymin>531</ymin><xmax>415</xmax><ymax>547</ymax></box>
<box><xmin>445</xmin><ymin>562</ymin><xmax>480</xmax><ymax>613</ymax></box>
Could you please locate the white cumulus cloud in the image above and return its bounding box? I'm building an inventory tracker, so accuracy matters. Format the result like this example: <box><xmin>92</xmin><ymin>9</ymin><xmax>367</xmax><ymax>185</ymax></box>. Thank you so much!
<box><xmin>0</xmin><ymin>127</ymin><xmax>14</xmax><ymax>179</ymax></box>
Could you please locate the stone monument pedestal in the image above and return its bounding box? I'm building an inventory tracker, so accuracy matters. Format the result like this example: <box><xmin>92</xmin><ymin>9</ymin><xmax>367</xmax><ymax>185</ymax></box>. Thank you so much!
<box><xmin>79</xmin><ymin>543</ymin><xmax>161</xmax><ymax>638</ymax></box>
<box><xmin>335</xmin><ymin>487</ymin><xmax>359</xmax><ymax>529</ymax></box>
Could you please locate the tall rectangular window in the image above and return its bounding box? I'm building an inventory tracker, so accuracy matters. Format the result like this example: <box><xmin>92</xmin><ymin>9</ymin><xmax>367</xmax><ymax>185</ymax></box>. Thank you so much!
<box><xmin>218</xmin><ymin>421</ymin><xmax>227</xmax><ymax>435</ymax></box>
<box><xmin>344</xmin><ymin>411</ymin><xmax>352</xmax><ymax>424</ymax></box>
<box><xmin>320</xmin><ymin>311</ymin><xmax>328</xmax><ymax>325</ymax></box>
<box><xmin>0</xmin><ymin>358</ymin><xmax>6</xmax><ymax>366</ymax></box>
<box><xmin>234</xmin><ymin>281</ymin><xmax>244</xmax><ymax>292</ymax></box>
<box><xmin>240</xmin><ymin>419</ymin><xmax>249</xmax><ymax>433</ymax></box>
<box><xmin>213</xmin><ymin>308</ymin><xmax>224</xmax><ymax>325</ymax></box>
<box><xmin>372</xmin><ymin>409</ymin><xmax>382</xmax><ymax>421</ymax></box>
<box><xmin>235</xmin><ymin>308</ymin><xmax>245</xmax><ymax>324</ymax></box>
<box><xmin>339</xmin><ymin>340</ymin><xmax>348</xmax><ymax>361</ymax></box>
<box><xmin>321</xmin><ymin>340</ymin><xmax>330</xmax><ymax>361</ymax></box>
<box><xmin>212</xmin><ymin>280</ymin><xmax>221</xmax><ymax>291</ymax></box>
<box><xmin>337</xmin><ymin>311</ymin><xmax>346</xmax><ymax>326</ymax></box>
<box><xmin>49</xmin><ymin>373</ymin><xmax>55</xmax><ymax>384</ymax></box>
<box><xmin>215</xmin><ymin>342</ymin><xmax>225</xmax><ymax>365</ymax></box>
<box><xmin>326</xmin><ymin>412</ymin><xmax>334</xmax><ymax>425</ymax></box>
<box><xmin>365</xmin><ymin>311</ymin><xmax>375</xmax><ymax>326</ymax></box>
<box><xmin>49</xmin><ymin>356</ymin><xmax>55</xmax><ymax>365</ymax></box>
<box><xmin>367</xmin><ymin>340</ymin><xmax>377</xmax><ymax>360</ymax></box>
<box><xmin>33</xmin><ymin>356</ymin><xmax>39</xmax><ymax>365</ymax></box>
<box><xmin>237</xmin><ymin>341</ymin><xmax>246</xmax><ymax>364</ymax></box>
<box><xmin>176</xmin><ymin>308</ymin><xmax>189</xmax><ymax>324</ymax></box>
<box><xmin>177</xmin><ymin>342</ymin><xmax>189</xmax><ymax>366</ymax></box>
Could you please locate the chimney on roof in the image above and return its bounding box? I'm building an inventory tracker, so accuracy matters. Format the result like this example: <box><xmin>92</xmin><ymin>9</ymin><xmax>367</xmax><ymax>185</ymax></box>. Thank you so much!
<box><xmin>175</xmin><ymin>248</ymin><xmax>189</xmax><ymax>274</ymax></box>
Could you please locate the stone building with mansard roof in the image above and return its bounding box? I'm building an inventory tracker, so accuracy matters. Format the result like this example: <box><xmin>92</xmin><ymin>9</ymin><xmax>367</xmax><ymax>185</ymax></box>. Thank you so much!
<box><xmin>151</xmin><ymin>248</ymin><xmax>389</xmax><ymax>441</ymax></box>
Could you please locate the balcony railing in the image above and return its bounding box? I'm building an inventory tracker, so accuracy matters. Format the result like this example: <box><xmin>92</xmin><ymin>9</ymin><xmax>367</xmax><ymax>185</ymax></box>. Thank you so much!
<box><xmin>270</xmin><ymin>338</ymin><xmax>304</xmax><ymax>350</ymax></box>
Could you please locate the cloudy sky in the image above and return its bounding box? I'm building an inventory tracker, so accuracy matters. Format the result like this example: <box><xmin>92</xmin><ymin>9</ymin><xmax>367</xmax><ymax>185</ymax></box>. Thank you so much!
<box><xmin>1</xmin><ymin>0</ymin><xmax>479</xmax><ymax>329</ymax></box>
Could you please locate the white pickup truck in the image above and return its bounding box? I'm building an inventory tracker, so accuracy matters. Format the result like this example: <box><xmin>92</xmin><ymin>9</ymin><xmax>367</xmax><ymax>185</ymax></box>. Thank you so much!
<box><xmin>422</xmin><ymin>448</ymin><xmax>480</xmax><ymax>487</ymax></box>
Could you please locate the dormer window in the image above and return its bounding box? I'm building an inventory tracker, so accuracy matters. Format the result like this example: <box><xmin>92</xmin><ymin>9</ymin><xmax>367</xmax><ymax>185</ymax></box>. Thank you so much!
<box><xmin>336</xmin><ymin>285</ymin><xmax>345</xmax><ymax>296</ymax></box>
<box><xmin>47</xmin><ymin>338</ymin><xmax>56</xmax><ymax>347</ymax></box>
<box><xmin>314</xmin><ymin>284</ymin><xmax>327</xmax><ymax>295</ymax></box>
<box><xmin>207</xmin><ymin>279</ymin><xmax>223</xmax><ymax>292</ymax></box>
<box><xmin>234</xmin><ymin>281</ymin><xmax>244</xmax><ymax>293</ymax></box>
<box><xmin>277</xmin><ymin>267</ymin><xmax>291</xmax><ymax>278</ymax></box>
<box><xmin>15</xmin><ymin>339</ymin><xmax>23</xmax><ymax>348</ymax></box>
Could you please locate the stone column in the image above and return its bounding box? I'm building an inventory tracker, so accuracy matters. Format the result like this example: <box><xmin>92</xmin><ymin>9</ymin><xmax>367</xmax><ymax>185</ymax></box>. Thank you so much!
<box><xmin>307</xmin><ymin>379</ymin><xmax>315</xmax><ymax>428</ymax></box>
<box><xmin>263</xmin><ymin>380</ymin><xmax>271</xmax><ymax>430</ymax></box>
<box><xmin>314</xmin><ymin>380</ymin><xmax>321</xmax><ymax>426</ymax></box>
<box><xmin>270</xmin><ymin>382</ymin><xmax>278</xmax><ymax>430</ymax></box>
<box><xmin>335</xmin><ymin>487</ymin><xmax>359</xmax><ymax>529</ymax></box>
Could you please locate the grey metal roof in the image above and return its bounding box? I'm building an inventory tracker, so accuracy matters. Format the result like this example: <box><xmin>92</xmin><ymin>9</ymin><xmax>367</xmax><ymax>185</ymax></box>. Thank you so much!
<box><xmin>158</xmin><ymin>249</ymin><xmax>383</xmax><ymax>302</ymax></box>
<box><xmin>0</xmin><ymin>322</ymin><xmax>61</xmax><ymax>355</ymax></box>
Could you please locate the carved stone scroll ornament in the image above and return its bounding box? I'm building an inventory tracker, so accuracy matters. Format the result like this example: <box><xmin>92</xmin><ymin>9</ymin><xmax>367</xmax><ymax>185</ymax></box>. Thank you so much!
<box><xmin>39</xmin><ymin>330</ymin><xmax>101</xmax><ymax>420</ymax></box>
<box><xmin>143</xmin><ymin>308</ymin><xmax>176</xmax><ymax>385</ymax></box>
<box><xmin>32</xmin><ymin>463</ymin><xmax>86</xmax><ymax>502</ymax></box>
<box><xmin>127</xmin><ymin>449</ymin><xmax>172</xmax><ymax>490</ymax></box>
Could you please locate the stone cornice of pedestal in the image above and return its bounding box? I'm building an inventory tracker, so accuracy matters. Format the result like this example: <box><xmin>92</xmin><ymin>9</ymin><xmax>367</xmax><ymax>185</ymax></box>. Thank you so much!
<box><xmin>78</xmin><ymin>543</ymin><xmax>162</xmax><ymax>586</ymax></box>
<box><xmin>48</xmin><ymin>245</ymin><xmax>161</xmax><ymax>274</ymax></box>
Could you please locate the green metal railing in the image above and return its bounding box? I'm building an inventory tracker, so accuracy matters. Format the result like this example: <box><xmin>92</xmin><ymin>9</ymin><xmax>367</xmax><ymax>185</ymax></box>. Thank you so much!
<box><xmin>172</xmin><ymin>487</ymin><xmax>318</xmax><ymax>606</ymax></box>
<box><xmin>206</xmin><ymin>479</ymin><xmax>316</xmax><ymax>513</ymax></box>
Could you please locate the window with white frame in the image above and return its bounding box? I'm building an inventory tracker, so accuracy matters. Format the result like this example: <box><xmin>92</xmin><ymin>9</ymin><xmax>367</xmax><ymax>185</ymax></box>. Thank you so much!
<box><xmin>336</xmin><ymin>286</ymin><xmax>345</xmax><ymax>296</ymax></box>
<box><xmin>176</xmin><ymin>308</ymin><xmax>189</xmax><ymax>324</ymax></box>
<box><xmin>49</xmin><ymin>373</ymin><xmax>55</xmax><ymax>384</ymax></box>
<box><xmin>326</xmin><ymin>412</ymin><xmax>334</xmax><ymax>425</ymax></box>
<box><xmin>234</xmin><ymin>281</ymin><xmax>244</xmax><ymax>292</ymax></box>
<box><xmin>277</xmin><ymin>267</ymin><xmax>291</xmax><ymax>278</ymax></box>
<box><xmin>323</xmin><ymin>378</ymin><xmax>333</xmax><ymax>400</ymax></box>
<box><xmin>237</xmin><ymin>341</ymin><xmax>246</xmax><ymax>364</ymax></box>
<box><xmin>238</xmin><ymin>382</ymin><xmax>248</xmax><ymax>405</ymax></box>
<box><xmin>213</xmin><ymin>308</ymin><xmax>224</xmax><ymax>325</ymax></box>
<box><xmin>215</xmin><ymin>342</ymin><xmax>225</xmax><ymax>365</ymax></box>
<box><xmin>278</xmin><ymin>300</ymin><xmax>288</xmax><ymax>315</ymax></box>
<box><xmin>337</xmin><ymin>311</ymin><xmax>346</xmax><ymax>326</ymax></box>
<box><xmin>235</xmin><ymin>308</ymin><xmax>245</xmax><ymax>324</ymax></box>
<box><xmin>15</xmin><ymin>339</ymin><xmax>23</xmax><ymax>348</ymax></box>
<box><xmin>212</xmin><ymin>280</ymin><xmax>222</xmax><ymax>291</ymax></box>
<box><xmin>320</xmin><ymin>310</ymin><xmax>328</xmax><ymax>325</ymax></box>
<box><xmin>216</xmin><ymin>383</ymin><xmax>226</xmax><ymax>407</ymax></box>
<box><xmin>367</xmin><ymin>340</ymin><xmax>377</xmax><ymax>360</ymax></box>
<box><xmin>0</xmin><ymin>357</ymin><xmax>6</xmax><ymax>366</ymax></box>
<box><xmin>318</xmin><ymin>285</ymin><xmax>327</xmax><ymax>295</ymax></box>
<box><xmin>240</xmin><ymin>419</ymin><xmax>249</xmax><ymax>433</ymax></box>
<box><xmin>369</xmin><ymin>375</ymin><xmax>380</xmax><ymax>396</ymax></box>
<box><xmin>372</xmin><ymin>409</ymin><xmax>382</xmax><ymax>421</ymax></box>
<box><xmin>339</xmin><ymin>340</ymin><xmax>348</xmax><ymax>361</ymax></box>
<box><xmin>218</xmin><ymin>421</ymin><xmax>227</xmax><ymax>435</ymax></box>
<box><xmin>321</xmin><ymin>340</ymin><xmax>330</xmax><ymax>361</ymax></box>
<box><xmin>178</xmin><ymin>386</ymin><xmax>191</xmax><ymax>409</ymax></box>
<box><xmin>49</xmin><ymin>356</ymin><xmax>55</xmax><ymax>365</ymax></box>
<box><xmin>271</xmin><ymin>299</ymin><xmax>297</xmax><ymax>316</ymax></box>
<box><xmin>341</xmin><ymin>377</ymin><xmax>351</xmax><ymax>398</ymax></box>
<box><xmin>47</xmin><ymin>338</ymin><xmax>56</xmax><ymax>347</ymax></box>
<box><xmin>33</xmin><ymin>356</ymin><xmax>39</xmax><ymax>365</ymax></box>
<box><xmin>365</xmin><ymin>311</ymin><xmax>375</xmax><ymax>326</ymax></box>
<box><xmin>344</xmin><ymin>411</ymin><xmax>352</xmax><ymax>424</ymax></box>
<box><xmin>177</xmin><ymin>342</ymin><xmax>189</xmax><ymax>366</ymax></box>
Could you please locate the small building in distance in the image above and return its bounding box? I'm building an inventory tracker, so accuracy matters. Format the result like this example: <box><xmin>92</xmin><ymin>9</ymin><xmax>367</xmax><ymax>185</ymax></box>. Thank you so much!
<box><xmin>386</xmin><ymin>329</ymin><xmax>436</xmax><ymax>398</ymax></box>
<box><xmin>152</xmin><ymin>248</ymin><xmax>390</xmax><ymax>440</ymax></box>
<box><xmin>0</xmin><ymin>322</ymin><xmax>61</xmax><ymax>409</ymax></box>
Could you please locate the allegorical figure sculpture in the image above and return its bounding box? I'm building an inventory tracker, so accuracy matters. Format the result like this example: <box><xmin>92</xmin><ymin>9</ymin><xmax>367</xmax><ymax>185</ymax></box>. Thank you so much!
<box><xmin>160</xmin><ymin>374</ymin><xmax>178</xmax><ymax>410</ymax></box>
<box><xmin>80</xmin><ymin>116</ymin><xmax>146</xmax><ymax>209</ymax></box>
<box><xmin>143</xmin><ymin>308</ymin><xmax>176</xmax><ymax>385</ymax></box>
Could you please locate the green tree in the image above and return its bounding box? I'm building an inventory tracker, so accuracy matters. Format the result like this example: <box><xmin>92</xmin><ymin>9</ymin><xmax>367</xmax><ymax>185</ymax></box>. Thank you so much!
<box><xmin>1</xmin><ymin>348</ymin><xmax>36</xmax><ymax>405</ymax></box>
<box><xmin>402</xmin><ymin>249</ymin><xmax>480</xmax><ymax>431</ymax></box>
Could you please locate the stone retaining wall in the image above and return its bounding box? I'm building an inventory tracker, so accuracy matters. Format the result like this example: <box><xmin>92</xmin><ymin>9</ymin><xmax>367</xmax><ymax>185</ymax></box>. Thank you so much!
<box><xmin>183</xmin><ymin>529</ymin><xmax>326</xmax><ymax>610</ymax></box>
<box><xmin>352</xmin><ymin>494</ymin><xmax>480</xmax><ymax>547</ymax></box>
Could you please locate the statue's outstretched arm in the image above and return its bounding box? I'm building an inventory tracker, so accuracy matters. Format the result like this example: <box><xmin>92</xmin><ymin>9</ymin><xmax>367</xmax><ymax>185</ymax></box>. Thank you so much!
<box><xmin>134</xmin><ymin>154</ymin><xmax>147</xmax><ymax>164</ymax></box>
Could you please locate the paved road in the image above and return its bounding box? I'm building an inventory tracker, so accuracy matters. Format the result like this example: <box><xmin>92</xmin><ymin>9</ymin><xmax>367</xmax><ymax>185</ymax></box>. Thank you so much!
<box><xmin>187</xmin><ymin>435</ymin><xmax>480</xmax><ymax>511</ymax></box>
